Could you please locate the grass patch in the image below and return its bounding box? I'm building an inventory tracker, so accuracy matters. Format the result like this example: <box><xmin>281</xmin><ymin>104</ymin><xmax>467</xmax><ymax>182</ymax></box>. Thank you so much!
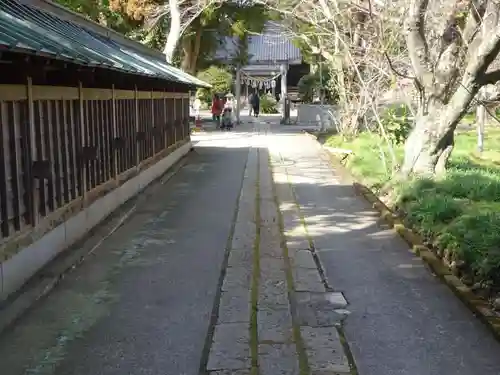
<box><xmin>325</xmin><ymin>128</ymin><xmax>500</xmax><ymax>289</ymax></box>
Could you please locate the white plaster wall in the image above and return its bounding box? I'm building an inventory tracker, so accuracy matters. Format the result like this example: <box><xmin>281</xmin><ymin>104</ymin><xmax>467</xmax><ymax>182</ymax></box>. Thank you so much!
<box><xmin>0</xmin><ymin>142</ymin><xmax>191</xmax><ymax>301</ymax></box>
<box><xmin>297</xmin><ymin>104</ymin><xmax>339</xmax><ymax>130</ymax></box>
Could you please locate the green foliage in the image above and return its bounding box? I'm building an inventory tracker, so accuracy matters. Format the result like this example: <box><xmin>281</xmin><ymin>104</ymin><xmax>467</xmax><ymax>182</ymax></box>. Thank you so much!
<box><xmin>381</xmin><ymin>104</ymin><xmax>413</xmax><ymax>145</ymax></box>
<box><xmin>297</xmin><ymin>66</ymin><xmax>337</xmax><ymax>104</ymax></box>
<box><xmin>55</xmin><ymin>0</ymin><xmax>140</xmax><ymax>35</ymax></box>
<box><xmin>260</xmin><ymin>93</ymin><xmax>278</xmax><ymax>114</ymax></box>
<box><xmin>325</xmin><ymin>128</ymin><xmax>500</xmax><ymax>287</ymax></box>
<box><xmin>196</xmin><ymin>66</ymin><xmax>233</xmax><ymax>104</ymax></box>
<box><xmin>169</xmin><ymin>2</ymin><xmax>269</xmax><ymax>72</ymax></box>
<box><xmin>289</xmin><ymin>21</ymin><xmax>320</xmax><ymax>65</ymax></box>
<box><xmin>297</xmin><ymin>73</ymin><xmax>317</xmax><ymax>103</ymax></box>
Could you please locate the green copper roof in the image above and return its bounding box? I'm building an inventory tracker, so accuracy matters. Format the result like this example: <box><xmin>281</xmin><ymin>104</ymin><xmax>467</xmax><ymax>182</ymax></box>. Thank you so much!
<box><xmin>0</xmin><ymin>0</ymin><xmax>210</xmax><ymax>88</ymax></box>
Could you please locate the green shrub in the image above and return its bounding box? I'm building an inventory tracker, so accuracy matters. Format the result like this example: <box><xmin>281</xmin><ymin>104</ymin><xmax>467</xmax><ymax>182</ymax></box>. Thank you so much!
<box><xmin>297</xmin><ymin>73</ymin><xmax>317</xmax><ymax>103</ymax></box>
<box><xmin>297</xmin><ymin>66</ymin><xmax>337</xmax><ymax>104</ymax></box>
<box><xmin>196</xmin><ymin>66</ymin><xmax>233</xmax><ymax>105</ymax></box>
<box><xmin>403</xmin><ymin>194</ymin><xmax>463</xmax><ymax>237</ymax></box>
<box><xmin>436</xmin><ymin>213</ymin><xmax>500</xmax><ymax>283</ymax></box>
<box><xmin>260</xmin><ymin>93</ymin><xmax>278</xmax><ymax>114</ymax></box>
<box><xmin>380</xmin><ymin>104</ymin><xmax>413</xmax><ymax>145</ymax></box>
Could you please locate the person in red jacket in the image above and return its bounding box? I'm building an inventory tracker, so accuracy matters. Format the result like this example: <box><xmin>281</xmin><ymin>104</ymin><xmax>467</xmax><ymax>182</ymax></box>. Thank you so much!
<box><xmin>211</xmin><ymin>94</ymin><xmax>223</xmax><ymax>128</ymax></box>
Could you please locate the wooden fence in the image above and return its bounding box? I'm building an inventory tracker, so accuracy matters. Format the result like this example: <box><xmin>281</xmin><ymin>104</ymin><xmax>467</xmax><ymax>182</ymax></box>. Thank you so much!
<box><xmin>0</xmin><ymin>83</ymin><xmax>190</xmax><ymax>246</ymax></box>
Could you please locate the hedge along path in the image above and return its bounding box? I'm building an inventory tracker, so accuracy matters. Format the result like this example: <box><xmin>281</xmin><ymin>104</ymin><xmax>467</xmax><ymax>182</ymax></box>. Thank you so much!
<box><xmin>306</xmin><ymin>131</ymin><xmax>500</xmax><ymax>343</ymax></box>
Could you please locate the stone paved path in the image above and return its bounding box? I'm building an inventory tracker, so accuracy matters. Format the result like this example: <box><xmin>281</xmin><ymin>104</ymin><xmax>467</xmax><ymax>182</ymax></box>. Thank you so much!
<box><xmin>206</xmin><ymin>123</ymin><xmax>352</xmax><ymax>374</ymax></box>
<box><xmin>1</xmin><ymin>116</ymin><xmax>500</xmax><ymax>375</ymax></box>
<box><xmin>263</xmin><ymin>118</ymin><xmax>500</xmax><ymax>375</ymax></box>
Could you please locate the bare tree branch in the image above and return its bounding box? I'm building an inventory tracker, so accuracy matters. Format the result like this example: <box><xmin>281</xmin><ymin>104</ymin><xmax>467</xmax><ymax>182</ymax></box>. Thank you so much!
<box><xmin>405</xmin><ymin>0</ymin><xmax>432</xmax><ymax>86</ymax></box>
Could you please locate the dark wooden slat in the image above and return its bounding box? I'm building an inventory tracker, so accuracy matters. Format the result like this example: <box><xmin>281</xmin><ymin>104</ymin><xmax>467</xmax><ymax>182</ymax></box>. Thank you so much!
<box><xmin>129</xmin><ymin>99</ymin><xmax>136</xmax><ymax>168</ymax></box>
<box><xmin>121</xmin><ymin>100</ymin><xmax>128</xmax><ymax>172</ymax></box>
<box><xmin>51</xmin><ymin>101</ymin><xmax>62</xmax><ymax>208</ymax></box>
<box><xmin>92</xmin><ymin>101</ymin><xmax>99</xmax><ymax>185</ymax></box>
<box><xmin>167</xmin><ymin>98</ymin><xmax>170</xmax><ymax>148</ymax></box>
<box><xmin>34</xmin><ymin>101</ymin><xmax>46</xmax><ymax>216</ymax></box>
<box><xmin>75</xmin><ymin>98</ymin><xmax>84</xmax><ymax>197</ymax></box>
<box><xmin>106</xmin><ymin>100</ymin><xmax>113</xmax><ymax>180</ymax></box>
<box><xmin>102</xmin><ymin>100</ymin><xmax>109</xmax><ymax>182</ymax></box>
<box><xmin>119</xmin><ymin>100</ymin><xmax>125</xmax><ymax>173</ymax></box>
<box><xmin>7</xmin><ymin>102</ymin><xmax>22</xmax><ymax>231</ymax></box>
<box><xmin>139</xmin><ymin>100</ymin><xmax>145</xmax><ymax>161</ymax></box>
<box><xmin>143</xmin><ymin>100</ymin><xmax>147</xmax><ymax>160</ymax></box>
<box><xmin>148</xmin><ymin>99</ymin><xmax>153</xmax><ymax>158</ymax></box>
<box><xmin>66</xmin><ymin>100</ymin><xmax>77</xmax><ymax>200</ymax></box>
<box><xmin>19</xmin><ymin>101</ymin><xmax>33</xmax><ymax>226</ymax></box>
<box><xmin>102</xmin><ymin>100</ymin><xmax>109</xmax><ymax>180</ymax></box>
<box><xmin>84</xmin><ymin>100</ymin><xmax>91</xmax><ymax>189</ymax></box>
<box><xmin>59</xmin><ymin>101</ymin><xmax>70</xmax><ymax>204</ymax></box>
<box><xmin>96</xmin><ymin>100</ymin><xmax>104</xmax><ymax>185</ymax></box>
<box><xmin>43</xmin><ymin>101</ymin><xmax>55</xmax><ymax>213</ymax></box>
<box><xmin>115</xmin><ymin>101</ymin><xmax>122</xmax><ymax>174</ymax></box>
<box><xmin>85</xmin><ymin>100</ymin><xmax>94</xmax><ymax>190</ymax></box>
<box><xmin>0</xmin><ymin>103</ymin><xmax>10</xmax><ymax>237</ymax></box>
<box><xmin>167</xmin><ymin>98</ymin><xmax>174</xmax><ymax>147</ymax></box>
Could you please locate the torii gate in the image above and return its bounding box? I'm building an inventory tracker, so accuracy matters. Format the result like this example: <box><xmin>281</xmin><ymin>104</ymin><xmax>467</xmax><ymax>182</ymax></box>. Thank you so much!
<box><xmin>215</xmin><ymin>22</ymin><xmax>303</xmax><ymax>124</ymax></box>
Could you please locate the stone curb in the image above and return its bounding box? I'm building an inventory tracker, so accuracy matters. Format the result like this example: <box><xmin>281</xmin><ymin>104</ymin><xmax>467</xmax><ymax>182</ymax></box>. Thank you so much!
<box><xmin>301</xmin><ymin>130</ymin><xmax>319</xmax><ymax>141</ymax></box>
<box><xmin>0</xmin><ymin>150</ymin><xmax>193</xmax><ymax>337</ymax></box>
<box><xmin>302</xmin><ymin>131</ymin><xmax>500</xmax><ymax>343</ymax></box>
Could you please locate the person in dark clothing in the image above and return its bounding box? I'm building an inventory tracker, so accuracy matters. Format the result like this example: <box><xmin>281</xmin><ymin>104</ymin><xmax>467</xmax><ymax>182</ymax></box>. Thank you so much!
<box><xmin>248</xmin><ymin>93</ymin><xmax>254</xmax><ymax>116</ymax></box>
<box><xmin>251</xmin><ymin>92</ymin><xmax>260</xmax><ymax>117</ymax></box>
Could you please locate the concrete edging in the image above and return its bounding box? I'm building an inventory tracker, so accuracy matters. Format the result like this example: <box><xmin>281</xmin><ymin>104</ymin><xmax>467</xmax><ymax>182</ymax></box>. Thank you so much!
<box><xmin>0</xmin><ymin>142</ymin><xmax>193</xmax><ymax>336</ymax></box>
<box><xmin>303</xmin><ymin>131</ymin><xmax>500</xmax><ymax>342</ymax></box>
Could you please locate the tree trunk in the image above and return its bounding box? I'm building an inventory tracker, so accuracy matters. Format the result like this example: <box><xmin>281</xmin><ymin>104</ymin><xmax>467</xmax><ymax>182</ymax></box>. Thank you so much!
<box><xmin>190</xmin><ymin>28</ymin><xmax>202</xmax><ymax>74</ymax></box>
<box><xmin>402</xmin><ymin>85</ymin><xmax>475</xmax><ymax>177</ymax></box>
<box><xmin>163</xmin><ymin>0</ymin><xmax>181</xmax><ymax>63</ymax></box>
<box><xmin>401</xmin><ymin>0</ymin><xmax>500</xmax><ymax>176</ymax></box>
<box><xmin>181</xmin><ymin>37</ymin><xmax>191</xmax><ymax>72</ymax></box>
<box><xmin>402</xmin><ymin>114</ymin><xmax>453</xmax><ymax>176</ymax></box>
<box><xmin>179</xmin><ymin>21</ymin><xmax>202</xmax><ymax>74</ymax></box>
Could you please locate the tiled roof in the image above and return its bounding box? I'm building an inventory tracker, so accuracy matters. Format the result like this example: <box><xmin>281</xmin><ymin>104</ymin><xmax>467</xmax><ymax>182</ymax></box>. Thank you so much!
<box><xmin>215</xmin><ymin>21</ymin><xmax>302</xmax><ymax>66</ymax></box>
<box><xmin>0</xmin><ymin>0</ymin><xmax>210</xmax><ymax>88</ymax></box>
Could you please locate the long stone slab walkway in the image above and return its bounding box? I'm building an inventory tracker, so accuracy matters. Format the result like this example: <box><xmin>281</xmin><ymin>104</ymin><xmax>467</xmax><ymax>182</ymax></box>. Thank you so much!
<box><xmin>206</xmin><ymin>124</ymin><xmax>352</xmax><ymax>374</ymax></box>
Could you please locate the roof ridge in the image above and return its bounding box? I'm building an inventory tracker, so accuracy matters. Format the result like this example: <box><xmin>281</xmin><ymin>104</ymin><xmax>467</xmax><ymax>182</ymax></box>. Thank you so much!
<box><xmin>23</xmin><ymin>0</ymin><xmax>163</xmax><ymax>60</ymax></box>
<box><xmin>0</xmin><ymin>0</ymin><xmax>210</xmax><ymax>87</ymax></box>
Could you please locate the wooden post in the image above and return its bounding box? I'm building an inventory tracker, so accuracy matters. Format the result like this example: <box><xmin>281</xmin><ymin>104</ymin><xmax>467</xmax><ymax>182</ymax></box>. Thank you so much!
<box><xmin>281</xmin><ymin>63</ymin><xmax>288</xmax><ymax>124</ymax></box>
<box><xmin>182</xmin><ymin>95</ymin><xmax>186</xmax><ymax>140</ymax></box>
<box><xmin>135</xmin><ymin>85</ymin><xmax>139</xmax><ymax>166</ymax></box>
<box><xmin>151</xmin><ymin>90</ymin><xmax>155</xmax><ymax>155</ymax></box>
<box><xmin>78</xmin><ymin>81</ymin><xmax>87</xmax><ymax>197</ymax></box>
<box><xmin>112</xmin><ymin>84</ymin><xmax>118</xmax><ymax>178</ymax></box>
<box><xmin>164</xmin><ymin>90</ymin><xmax>168</xmax><ymax>149</ymax></box>
<box><xmin>173</xmin><ymin>96</ymin><xmax>177</xmax><ymax>144</ymax></box>
<box><xmin>26</xmin><ymin>77</ymin><xmax>38</xmax><ymax>225</ymax></box>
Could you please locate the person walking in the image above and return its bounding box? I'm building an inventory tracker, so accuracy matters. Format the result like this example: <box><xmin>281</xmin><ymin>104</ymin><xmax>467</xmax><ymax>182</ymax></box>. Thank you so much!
<box><xmin>248</xmin><ymin>92</ymin><xmax>254</xmax><ymax>116</ymax></box>
<box><xmin>192</xmin><ymin>96</ymin><xmax>201</xmax><ymax>120</ymax></box>
<box><xmin>211</xmin><ymin>94</ymin><xmax>223</xmax><ymax>128</ymax></box>
<box><xmin>251</xmin><ymin>92</ymin><xmax>260</xmax><ymax>117</ymax></box>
